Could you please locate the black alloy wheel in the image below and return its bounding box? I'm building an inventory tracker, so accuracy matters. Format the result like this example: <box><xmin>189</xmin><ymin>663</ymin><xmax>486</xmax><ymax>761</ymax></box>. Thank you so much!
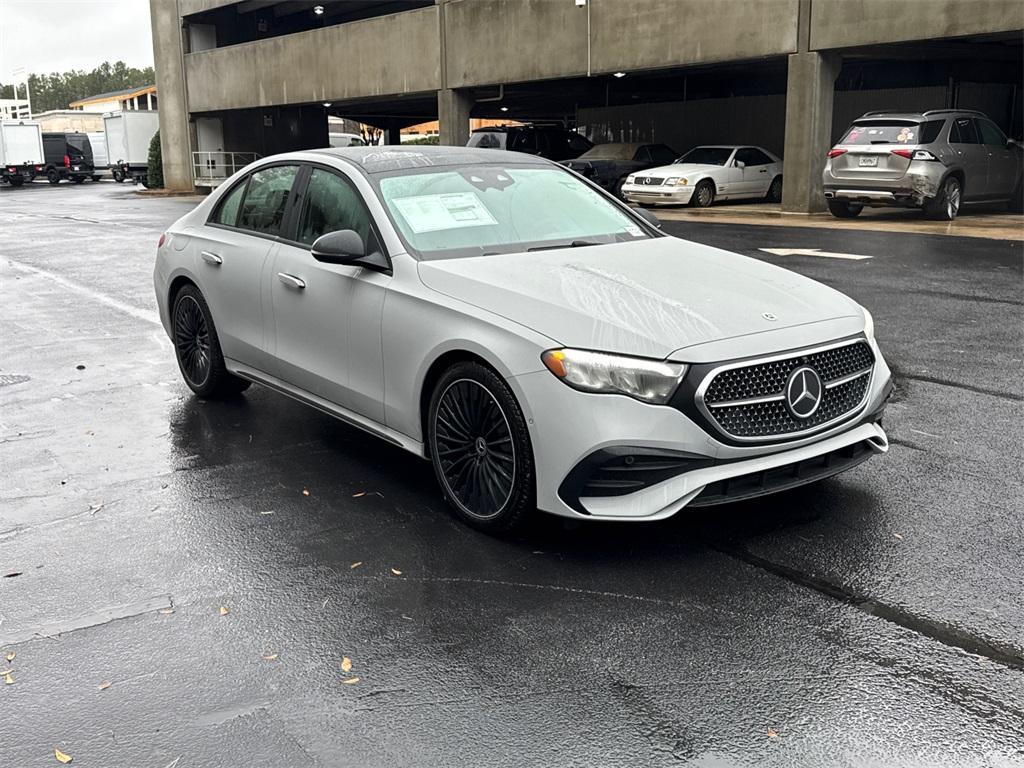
<box><xmin>925</xmin><ymin>176</ymin><xmax>961</xmax><ymax>221</ymax></box>
<box><xmin>171</xmin><ymin>285</ymin><xmax>250</xmax><ymax>398</ymax></box>
<box><xmin>428</xmin><ymin>362</ymin><xmax>535</xmax><ymax>533</ymax></box>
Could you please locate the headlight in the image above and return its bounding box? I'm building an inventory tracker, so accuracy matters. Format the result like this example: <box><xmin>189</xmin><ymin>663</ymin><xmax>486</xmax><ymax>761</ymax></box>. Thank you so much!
<box><xmin>625</xmin><ymin>175</ymin><xmax>636</xmax><ymax>184</ymax></box>
<box><xmin>862</xmin><ymin>308</ymin><xmax>875</xmax><ymax>341</ymax></box>
<box><xmin>541</xmin><ymin>349</ymin><xmax>687</xmax><ymax>404</ymax></box>
<box><xmin>676</xmin><ymin>178</ymin><xmax>688</xmax><ymax>186</ymax></box>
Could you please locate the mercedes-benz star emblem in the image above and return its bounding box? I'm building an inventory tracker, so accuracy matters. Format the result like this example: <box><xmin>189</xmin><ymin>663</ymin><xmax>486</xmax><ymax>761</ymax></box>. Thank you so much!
<box><xmin>784</xmin><ymin>366</ymin><xmax>823</xmax><ymax>419</ymax></box>
<box><xmin>762</xmin><ymin>312</ymin><xmax>777</xmax><ymax>321</ymax></box>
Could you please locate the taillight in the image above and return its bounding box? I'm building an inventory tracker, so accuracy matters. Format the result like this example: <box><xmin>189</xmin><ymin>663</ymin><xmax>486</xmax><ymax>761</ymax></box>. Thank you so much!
<box><xmin>158</xmin><ymin>233</ymin><xmax>166</xmax><ymax>248</ymax></box>
<box><xmin>890</xmin><ymin>149</ymin><xmax>913</xmax><ymax>159</ymax></box>
<box><xmin>827</xmin><ymin>148</ymin><xmax>847</xmax><ymax>158</ymax></box>
<box><xmin>64</xmin><ymin>154</ymin><xmax>71</xmax><ymax>167</ymax></box>
<box><xmin>34</xmin><ymin>165</ymin><xmax>42</xmax><ymax>171</ymax></box>
<box><xmin>913</xmin><ymin>149</ymin><xmax>939</xmax><ymax>161</ymax></box>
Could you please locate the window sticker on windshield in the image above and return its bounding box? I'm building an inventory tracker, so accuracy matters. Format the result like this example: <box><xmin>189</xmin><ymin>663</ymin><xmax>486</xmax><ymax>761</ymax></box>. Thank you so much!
<box><xmin>897</xmin><ymin>127</ymin><xmax>915</xmax><ymax>143</ymax></box>
<box><xmin>622</xmin><ymin>223</ymin><xmax>644</xmax><ymax>237</ymax></box>
<box><xmin>392</xmin><ymin>193</ymin><xmax>497</xmax><ymax>234</ymax></box>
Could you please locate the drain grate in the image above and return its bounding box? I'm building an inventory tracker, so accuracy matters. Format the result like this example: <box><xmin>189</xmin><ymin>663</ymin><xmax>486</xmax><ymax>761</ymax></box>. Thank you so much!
<box><xmin>0</xmin><ymin>374</ymin><xmax>30</xmax><ymax>388</ymax></box>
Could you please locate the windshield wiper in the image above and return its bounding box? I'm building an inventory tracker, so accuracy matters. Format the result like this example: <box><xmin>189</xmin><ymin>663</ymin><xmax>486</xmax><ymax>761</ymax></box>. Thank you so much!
<box><xmin>528</xmin><ymin>240</ymin><xmax>602</xmax><ymax>252</ymax></box>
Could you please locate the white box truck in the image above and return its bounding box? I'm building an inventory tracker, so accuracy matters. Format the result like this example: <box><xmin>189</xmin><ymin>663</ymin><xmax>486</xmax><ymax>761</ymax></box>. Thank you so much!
<box><xmin>87</xmin><ymin>131</ymin><xmax>109</xmax><ymax>177</ymax></box>
<box><xmin>0</xmin><ymin>120</ymin><xmax>44</xmax><ymax>187</ymax></box>
<box><xmin>103</xmin><ymin>110</ymin><xmax>159</xmax><ymax>185</ymax></box>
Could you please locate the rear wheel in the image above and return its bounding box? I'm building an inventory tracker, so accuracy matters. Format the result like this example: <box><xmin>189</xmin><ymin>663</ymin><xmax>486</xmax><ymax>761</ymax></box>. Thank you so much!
<box><xmin>827</xmin><ymin>199</ymin><xmax>863</xmax><ymax>218</ymax></box>
<box><xmin>72</xmin><ymin>176</ymin><xmax>85</xmax><ymax>184</ymax></box>
<box><xmin>8</xmin><ymin>176</ymin><xmax>23</xmax><ymax>187</ymax></box>
<box><xmin>766</xmin><ymin>175</ymin><xmax>783</xmax><ymax>203</ymax></box>
<box><xmin>924</xmin><ymin>176</ymin><xmax>961</xmax><ymax>221</ymax></box>
<box><xmin>47</xmin><ymin>169</ymin><xmax>60</xmax><ymax>185</ymax></box>
<box><xmin>690</xmin><ymin>179</ymin><xmax>715</xmax><ymax>208</ymax></box>
<box><xmin>113</xmin><ymin>169</ymin><xmax>125</xmax><ymax>183</ymax></box>
<box><xmin>171</xmin><ymin>285</ymin><xmax>251</xmax><ymax>399</ymax></box>
<box><xmin>428</xmin><ymin>362</ymin><xmax>535</xmax><ymax>534</ymax></box>
<box><xmin>91</xmin><ymin>175</ymin><xmax>101</xmax><ymax>182</ymax></box>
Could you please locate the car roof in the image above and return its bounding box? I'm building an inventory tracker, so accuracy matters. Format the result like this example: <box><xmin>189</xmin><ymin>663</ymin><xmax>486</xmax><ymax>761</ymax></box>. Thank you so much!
<box><xmin>305</xmin><ymin>145</ymin><xmax>550</xmax><ymax>174</ymax></box>
<box><xmin>854</xmin><ymin>109</ymin><xmax>988</xmax><ymax>121</ymax></box>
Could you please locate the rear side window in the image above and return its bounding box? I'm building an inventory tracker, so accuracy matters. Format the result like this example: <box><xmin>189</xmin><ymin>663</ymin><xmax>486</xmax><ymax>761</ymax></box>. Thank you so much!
<box><xmin>976</xmin><ymin>119</ymin><xmax>1007</xmax><ymax>146</ymax></box>
<box><xmin>736</xmin><ymin>147</ymin><xmax>773</xmax><ymax>166</ymax></box>
<box><xmin>296</xmin><ymin>168</ymin><xmax>374</xmax><ymax>247</ymax></box>
<box><xmin>509</xmin><ymin>131</ymin><xmax>537</xmax><ymax>152</ymax></box>
<box><xmin>212</xmin><ymin>180</ymin><xmax>247</xmax><ymax>227</ymax></box>
<box><xmin>468</xmin><ymin>132</ymin><xmax>504</xmax><ymax>150</ymax></box>
<box><xmin>237</xmin><ymin>165</ymin><xmax>299</xmax><ymax>235</ymax></box>
<box><xmin>633</xmin><ymin>146</ymin><xmax>653</xmax><ymax>163</ymax></box>
<box><xmin>918</xmin><ymin>120</ymin><xmax>944</xmax><ymax>144</ymax></box>
<box><xmin>949</xmin><ymin>118</ymin><xmax>980</xmax><ymax>145</ymax></box>
<box><xmin>841</xmin><ymin>122</ymin><xmax>921</xmax><ymax>145</ymax></box>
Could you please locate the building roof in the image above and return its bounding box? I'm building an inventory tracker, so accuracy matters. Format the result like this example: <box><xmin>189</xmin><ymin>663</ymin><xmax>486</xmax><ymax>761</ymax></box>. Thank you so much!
<box><xmin>69</xmin><ymin>84</ymin><xmax>156</xmax><ymax>108</ymax></box>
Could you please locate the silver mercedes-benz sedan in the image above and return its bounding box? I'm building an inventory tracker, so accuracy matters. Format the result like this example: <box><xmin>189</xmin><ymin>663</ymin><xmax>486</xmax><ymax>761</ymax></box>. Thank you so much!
<box><xmin>154</xmin><ymin>146</ymin><xmax>892</xmax><ymax>533</ymax></box>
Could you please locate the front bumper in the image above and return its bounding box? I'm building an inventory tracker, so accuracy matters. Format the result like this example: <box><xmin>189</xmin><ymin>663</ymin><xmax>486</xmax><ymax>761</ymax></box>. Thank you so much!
<box><xmin>509</xmin><ymin>338</ymin><xmax>892</xmax><ymax>521</ymax></box>
<box><xmin>622</xmin><ymin>182</ymin><xmax>694</xmax><ymax>205</ymax></box>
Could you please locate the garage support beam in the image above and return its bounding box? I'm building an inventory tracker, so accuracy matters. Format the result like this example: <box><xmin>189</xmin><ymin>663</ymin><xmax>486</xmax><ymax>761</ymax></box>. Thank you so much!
<box><xmin>438</xmin><ymin>89</ymin><xmax>473</xmax><ymax>147</ymax></box>
<box><xmin>386</xmin><ymin>126</ymin><xmax>402</xmax><ymax>145</ymax></box>
<box><xmin>781</xmin><ymin>52</ymin><xmax>841</xmax><ymax>213</ymax></box>
<box><xmin>149</xmin><ymin>0</ymin><xmax>194</xmax><ymax>191</ymax></box>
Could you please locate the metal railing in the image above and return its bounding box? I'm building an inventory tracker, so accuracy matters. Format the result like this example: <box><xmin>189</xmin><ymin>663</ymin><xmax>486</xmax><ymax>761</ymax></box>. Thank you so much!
<box><xmin>192</xmin><ymin>151</ymin><xmax>260</xmax><ymax>186</ymax></box>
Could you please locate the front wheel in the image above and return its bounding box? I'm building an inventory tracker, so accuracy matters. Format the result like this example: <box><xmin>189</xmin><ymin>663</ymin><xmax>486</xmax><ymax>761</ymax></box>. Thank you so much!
<box><xmin>428</xmin><ymin>362</ymin><xmax>535</xmax><ymax>534</ymax></box>
<box><xmin>690</xmin><ymin>179</ymin><xmax>715</xmax><ymax>208</ymax></box>
<box><xmin>924</xmin><ymin>176</ymin><xmax>961</xmax><ymax>221</ymax></box>
<box><xmin>47</xmin><ymin>169</ymin><xmax>61</xmax><ymax>185</ymax></box>
<box><xmin>827</xmin><ymin>199</ymin><xmax>863</xmax><ymax>218</ymax></box>
<box><xmin>73</xmin><ymin>176</ymin><xmax>85</xmax><ymax>184</ymax></box>
<box><xmin>171</xmin><ymin>285</ymin><xmax>251</xmax><ymax>399</ymax></box>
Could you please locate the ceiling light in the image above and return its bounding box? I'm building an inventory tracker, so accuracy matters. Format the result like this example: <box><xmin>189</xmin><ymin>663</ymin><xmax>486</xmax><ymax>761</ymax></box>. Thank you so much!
<box><xmin>613</xmin><ymin>72</ymin><xmax>626</xmax><ymax>78</ymax></box>
<box><xmin>313</xmin><ymin>5</ymin><xmax>324</xmax><ymax>14</ymax></box>
<box><xmin>500</xmin><ymin>106</ymin><xmax>509</xmax><ymax>112</ymax></box>
<box><xmin>323</xmin><ymin>102</ymin><xmax>332</xmax><ymax>107</ymax></box>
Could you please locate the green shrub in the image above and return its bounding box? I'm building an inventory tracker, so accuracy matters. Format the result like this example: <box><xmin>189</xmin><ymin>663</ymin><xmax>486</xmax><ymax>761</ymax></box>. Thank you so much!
<box><xmin>147</xmin><ymin>130</ymin><xmax>164</xmax><ymax>189</ymax></box>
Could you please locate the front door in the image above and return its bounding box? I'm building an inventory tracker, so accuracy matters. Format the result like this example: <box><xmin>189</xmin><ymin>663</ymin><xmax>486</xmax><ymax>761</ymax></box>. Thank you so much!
<box><xmin>269</xmin><ymin>165</ymin><xmax>389</xmax><ymax>421</ymax></box>
<box><xmin>948</xmin><ymin>117</ymin><xmax>989</xmax><ymax>200</ymax></box>
<box><xmin>735</xmin><ymin>147</ymin><xmax>774</xmax><ymax>197</ymax></box>
<box><xmin>975</xmin><ymin>118</ymin><xmax>1016</xmax><ymax>198</ymax></box>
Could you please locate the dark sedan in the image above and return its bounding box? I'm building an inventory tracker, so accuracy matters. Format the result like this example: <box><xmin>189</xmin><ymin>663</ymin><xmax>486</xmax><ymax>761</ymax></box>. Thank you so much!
<box><xmin>561</xmin><ymin>143</ymin><xmax>679</xmax><ymax>196</ymax></box>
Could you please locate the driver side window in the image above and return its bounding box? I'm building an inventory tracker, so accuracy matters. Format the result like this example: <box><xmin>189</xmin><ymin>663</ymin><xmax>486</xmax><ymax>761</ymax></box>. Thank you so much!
<box><xmin>296</xmin><ymin>168</ymin><xmax>374</xmax><ymax>248</ymax></box>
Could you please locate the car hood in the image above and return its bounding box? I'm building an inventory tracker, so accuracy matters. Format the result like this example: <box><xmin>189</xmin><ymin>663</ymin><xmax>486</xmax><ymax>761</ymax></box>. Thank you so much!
<box><xmin>639</xmin><ymin>163</ymin><xmax>726</xmax><ymax>179</ymax></box>
<box><xmin>417</xmin><ymin>237</ymin><xmax>863</xmax><ymax>360</ymax></box>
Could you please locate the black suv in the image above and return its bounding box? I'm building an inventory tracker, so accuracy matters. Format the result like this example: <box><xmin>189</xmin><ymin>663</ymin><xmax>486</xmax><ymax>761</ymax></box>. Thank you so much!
<box><xmin>467</xmin><ymin>125</ymin><xmax>593</xmax><ymax>162</ymax></box>
<box><xmin>40</xmin><ymin>132</ymin><xmax>98</xmax><ymax>184</ymax></box>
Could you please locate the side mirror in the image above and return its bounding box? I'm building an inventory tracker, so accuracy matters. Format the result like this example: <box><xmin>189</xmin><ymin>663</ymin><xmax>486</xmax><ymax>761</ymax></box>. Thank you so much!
<box><xmin>311</xmin><ymin>229</ymin><xmax>390</xmax><ymax>273</ymax></box>
<box><xmin>1008</xmin><ymin>138</ymin><xmax>1019</xmax><ymax>149</ymax></box>
<box><xmin>634</xmin><ymin>207</ymin><xmax>662</xmax><ymax>230</ymax></box>
<box><xmin>735</xmin><ymin>159</ymin><xmax>746</xmax><ymax>169</ymax></box>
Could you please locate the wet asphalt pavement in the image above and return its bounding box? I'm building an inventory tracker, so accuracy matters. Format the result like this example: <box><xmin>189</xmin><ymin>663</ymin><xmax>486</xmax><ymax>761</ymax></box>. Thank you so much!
<box><xmin>1</xmin><ymin>181</ymin><xmax>1022</xmax><ymax>767</ymax></box>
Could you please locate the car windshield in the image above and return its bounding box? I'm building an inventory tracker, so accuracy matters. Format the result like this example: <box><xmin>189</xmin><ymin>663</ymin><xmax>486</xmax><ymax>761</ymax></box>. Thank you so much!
<box><xmin>841</xmin><ymin>121</ymin><xmax>922</xmax><ymax>145</ymax></box>
<box><xmin>676</xmin><ymin>147</ymin><xmax>733</xmax><ymax>166</ymax></box>
<box><xmin>376</xmin><ymin>164</ymin><xmax>652</xmax><ymax>260</ymax></box>
<box><xmin>578</xmin><ymin>144</ymin><xmax>640</xmax><ymax>160</ymax></box>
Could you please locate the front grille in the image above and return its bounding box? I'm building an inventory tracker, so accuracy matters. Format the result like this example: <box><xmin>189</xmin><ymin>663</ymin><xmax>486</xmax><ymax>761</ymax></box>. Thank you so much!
<box><xmin>699</xmin><ymin>340</ymin><xmax>875</xmax><ymax>441</ymax></box>
<box><xmin>633</xmin><ymin>176</ymin><xmax>664</xmax><ymax>186</ymax></box>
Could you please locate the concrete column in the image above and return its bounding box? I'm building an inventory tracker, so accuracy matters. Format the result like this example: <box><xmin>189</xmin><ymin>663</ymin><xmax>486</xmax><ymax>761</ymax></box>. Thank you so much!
<box><xmin>386</xmin><ymin>126</ymin><xmax>402</xmax><ymax>145</ymax></box>
<box><xmin>781</xmin><ymin>52</ymin><xmax>840</xmax><ymax>213</ymax></box>
<box><xmin>149</xmin><ymin>0</ymin><xmax>194</xmax><ymax>191</ymax></box>
<box><xmin>438</xmin><ymin>88</ymin><xmax>472</xmax><ymax>147</ymax></box>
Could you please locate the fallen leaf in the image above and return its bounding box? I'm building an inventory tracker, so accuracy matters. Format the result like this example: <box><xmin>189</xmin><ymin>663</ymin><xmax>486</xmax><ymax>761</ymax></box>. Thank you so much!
<box><xmin>390</xmin><ymin>568</ymin><xmax>402</xmax><ymax>576</ymax></box>
<box><xmin>401</xmin><ymin>615</ymin><xmax>413</xmax><ymax>621</ymax></box>
<box><xmin>262</xmin><ymin>653</ymin><xmax>279</xmax><ymax>661</ymax></box>
<box><xmin>3</xmin><ymin>672</ymin><xmax>13</xmax><ymax>684</ymax></box>
<box><xmin>0</xmin><ymin>669</ymin><xmax>12</xmax><ymax>676</ymax></box>
<box><xmin>54</xmin><ymin>747</ymin><xmax>73</xmax><ymax>763</ymax></box>
<box><xmin>350</xmin><ymin>562</ymin><xmax>363</xmax><ymax>569</ymax></box>
<box><xmin>302</xmin><ymin>489</ymin><xmax>310</xmax><ymax>497</ymax></box>
<box><xmin>341</xmin><ymin>657</ymin><xmax>352</xmax><ymax>673</ymax></box>
<box><xmin>342</xmin><ymin>676</ymin><xmax>360</xmax><ymax>685</ymax></box>
<box><xmin>76</xmin><ymin>364</ymin><xmax>86</xmax><ymax>370</ymax></box>
<box><xmin>159</xmin><ymin>608</ymin><xmax>174</xmax><ymax>615</ymax></box>
<box><xmin>99</xmin><ymin>681</ymin><xmax>112</xmax><ymax>691</ymax></box>
<box><xmin>767</xmin><ymin>728</ymin><xmax>778</xmax><ymax>738</ymax></box>
<box><xmin>4</xmin><ymin>572</ymin><xmax>22</xmax><ymax>578</ymax></box>
<box><xmin>893</xmin><ymin>532</ymin><xmax>904</xmax><ymax>540</ymax></box>
<box><xmin>5</xmin><ymin>652</ymin><xmax>14</xmax><ymax>662</ymax></box>
<box><xmin>259</xmin><ymin>510</ymin><xmax>275</xmax><ymax>515</ymax></box>
<box><xmin>352</xmin><ymin>491</ymin><xmax>366</xmax><ymax>498</ymax></box>
<box><xmin>219</xmin><ymin>606</ymin><xmax>230</xmax><ymax>616</ymax></box>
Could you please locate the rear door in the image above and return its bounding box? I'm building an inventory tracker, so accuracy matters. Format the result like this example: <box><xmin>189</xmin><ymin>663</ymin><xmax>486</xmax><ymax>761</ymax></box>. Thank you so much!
<box><xmin>975</xmin><ymin>118</ymin><xmax>1015</xmax><ymax>197</ymax></box>
<box><xmin>948</xmin><ymin>117</ymin><xmax>989</xmax><ymax>199</ymax></box>
<box><xmin>191</xmin><ymin>163</ymin><xmax>301</xmax><ymax>373</ymax></box>
<box><xmin>268</xmin><ymin>164</ymin><xmax>389</xmax><ymax>420</ymax></box>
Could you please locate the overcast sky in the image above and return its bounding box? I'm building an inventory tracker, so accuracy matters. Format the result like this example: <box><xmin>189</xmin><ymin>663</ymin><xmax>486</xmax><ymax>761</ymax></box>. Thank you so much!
<box><xmin>1</xmin><ymin>0</ymin><xmax>154</xmax><ymax>80</ymax></box>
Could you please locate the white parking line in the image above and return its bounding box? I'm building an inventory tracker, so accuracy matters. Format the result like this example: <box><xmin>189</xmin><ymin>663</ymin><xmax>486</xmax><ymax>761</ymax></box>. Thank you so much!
<box><xmin>758</xmin><ymin>247</ymin><xmax>873</xmax><ymax>261</ymax></box>
<box><xmin>4</xmin><ymin>257</ymin><xmax>161</xmax><ymax>326</ymax></box>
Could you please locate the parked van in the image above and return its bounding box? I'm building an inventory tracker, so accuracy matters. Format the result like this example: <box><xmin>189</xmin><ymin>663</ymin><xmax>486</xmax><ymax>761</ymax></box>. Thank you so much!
<box><xmin>41</xmin><ymin>132</ymin><xmax>98</xmax><ymax>184</ymax></box>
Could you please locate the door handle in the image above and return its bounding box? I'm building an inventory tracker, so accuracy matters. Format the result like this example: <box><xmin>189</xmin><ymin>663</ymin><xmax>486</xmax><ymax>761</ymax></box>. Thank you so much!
<box><xmin>277</xmin><ymin>272</ymin><xmax>306</xmax><ymax>290</ymax></box>
<box><xmin>201</xmin><ymin>251</ymin><xmax>222</xmax><ymax>266</ymax></box>
<box><xmin>759</xmin><ymin>168</ymin><xmax>767</xmax><ymax>173</ymax></box>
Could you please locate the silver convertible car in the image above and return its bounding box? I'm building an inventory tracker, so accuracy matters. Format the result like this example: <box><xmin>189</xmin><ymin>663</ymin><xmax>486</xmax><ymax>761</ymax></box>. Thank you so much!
<box><xmin>155</xmin><ymin>147</ymin><xmax>892</xmax><ymax>533</ymax></box>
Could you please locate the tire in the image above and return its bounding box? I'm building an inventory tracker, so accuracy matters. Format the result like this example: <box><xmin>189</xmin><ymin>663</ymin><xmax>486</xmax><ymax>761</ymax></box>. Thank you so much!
<box><xmin>73</xmin><ymin>176</ymin><xmax>85</xmax><ymax>184</ymax></box>
<box><xmin>924</xmin><ymin>175</ymin><xmax>961</xmax><ymax>221</ymax></box>
<box><xmin>91</xmin><ymin>175</ymin><xmax>101</xmax><ymax>182</ymax></box>
<box><xmin>171</xmin><ymin>285</ymin><xmax>251</xmax><ymax>399</ymax></box>
<box><xmin>113</xmin><ymin>169</ymin><xmax>125</xmax><ymax>183</ymax></box>
<box><xmin>690</xmin><ymin>179</ymin><xmax>715</xmax><ymax>208</ymax></box>
<box><xmin>827</xmin><ymin>199</ymin><xmax>863</xmax><ymax>218</ymax></box>
<box><xmin>47</xmin><ymin>169</ymin><xmax>61</xmax><ymax>185</ymax></box>
<box><xmin>766</xmin><ymin>175</ymin><xmax>783</xmax><ymax>203</ymax></box>
<box><xmin>613</xmin><ymin>176</ymin><xmax>628</xmax><ymax>199</ymax></box>
<box><xmin>427</xmin><ymin>361</ymin><xmax>535</xmax><ymax>534</ymax></box>
<box><xmin>8</xmin><ymin>176</ymin><xmax>23</xmax><ymax>187</ymax></box>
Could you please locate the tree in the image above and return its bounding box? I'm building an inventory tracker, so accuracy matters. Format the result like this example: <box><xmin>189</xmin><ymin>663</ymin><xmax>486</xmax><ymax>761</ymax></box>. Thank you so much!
<box><xmin>147</xmin><ymin>131</ymin><xmax>164</xmax><ymax>189</ymax></box>
<box><xmin>0</xmin><ymin>61</ymin><xmax>156</xmax><ymax>113</ymax></box>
